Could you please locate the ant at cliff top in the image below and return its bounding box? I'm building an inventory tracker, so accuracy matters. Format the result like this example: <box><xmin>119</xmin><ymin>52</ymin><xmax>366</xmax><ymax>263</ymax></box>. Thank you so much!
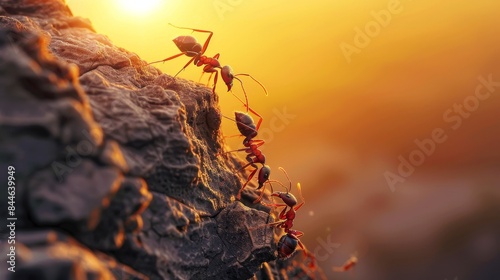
<box><xmin>265</xmin><ymin>167</ymin><xmax>305</xmax><ymax>233</ymax></box>
<box><xmin>221</xmin><ymin>94</ymin><xmax>273</xmax><ymax>202</ymax></box>
<box><xmin>147</xmin><ymin>23</ymin><xmax>268</xmax><ymax>111</ymax></box>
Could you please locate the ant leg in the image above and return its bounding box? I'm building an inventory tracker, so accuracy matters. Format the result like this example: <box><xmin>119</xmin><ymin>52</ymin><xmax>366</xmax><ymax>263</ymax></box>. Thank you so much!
<box><xmin>259</xmin><ymin>203</ymin><xmax>287</xmax><ymax>218</ymax></box>
<box><xmin>148</xmin><ymin>52</ymin><xmax>187</xmax><ymax>65</ymax></box>
<box><xmin>247</xmin><ymin>106</ymin><xmax>263</xmax><ymax>131</ymax></box>
<box><xmin>266</xmin><ymin>220</ymin><xmax>285</xmax><ymax>227</ymax></box>
<box><xmin>197</xmin><ymin>29</ymin><xmax>213</xmax><ymax>54</ymax></box>
<box><xmin>240</xmin><ymin>161</ymin><xmax>257</xmax><ymax>171</ymax></box>
<box><xmin>221</xmin><ymin>114</ymin><xmax>237</xmax><ymax>123</ymax></box>
<box><xmin>253</xmin><ymin>178</ymin><xmax>275</xmax><ymax>204</ymax></box>
<box><xmin>233</xmin><ymin>77</ymin><xmax>249</xmax><ymax>112</ymax></box>
<box><xmin>223</xmin><ymin>147</ymin><xmax>248</xmax><ymax>154</ymax></box>
<box><xmin>253</xmin><ymin>186</ymin><xmax>267</xmax><ymax>204</ymax></box>
<box><xmin>249</xmin><ymin>139</ymin><xmax>265</xmax><ymax>148</ymax></box>
<box><xmin>212</xmin><ymin>70</ymin><xmax>219</xmax><ymax>94</ymax></box>
<box><xmin>224</xmin><ymin>134</ymin><xmax>244</xmax><ymax>139</ymax></box>
<box><xmin>202</xmin><ymin>64</ymin><xmax>216</xmax><ymax>84</ymax></box>
<box><xmin>206</xmin><ymin>73</ymin><xmax>214</xmax><ymax>86</ymax></box>
<box><xmin>168</xmin><ymin>23</ymin><xmax>214</xmax><ymax>55</ymax></box>
<box><xmin>237</xmin><ymin>167</ymin><xmax>257</xmax><ymax>199</ymax></box>
<box><xmin>245</xmin><ymin>155</ymin><xmax>258</xmax><ymax>169</ymax></box>
<box><xmin>230</xmin><ymin>92</ymin><xmax>248</xmax><ymax>111</ymax></box>
<box><xmin>263</xmin><ymin>203</ymin><xmax>287</xmax><ymax>208</ymax></box>
<box><xmin>294</xmin><ymin>202</ymin><xmax>305</xmax><ymax>211</ymax></box>
<box><xmin>202</xmin><ymin>65</ymin><xmax>219</xmax><ymax>94</ymax></box>
<box><xmin>278</xmin><ymin>206</ymin><xmax>288</xmax><ymax>219</ymax></box>
<box><xmin>199</xmin><ymin>72</ymin><xmax>205</xmax><ymax>82</ymax></box>
<box><xmin>174</xmin><ymin>56</ymin><xmax>196</xmax><ymax>77</ymax></box>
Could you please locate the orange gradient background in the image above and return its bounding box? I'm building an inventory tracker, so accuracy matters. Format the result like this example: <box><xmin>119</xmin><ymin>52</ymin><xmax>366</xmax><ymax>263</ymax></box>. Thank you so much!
<box><xmin>68</xmin><ymin>1</ymin><xmax>500</xmax><ymax>279</ymax></box>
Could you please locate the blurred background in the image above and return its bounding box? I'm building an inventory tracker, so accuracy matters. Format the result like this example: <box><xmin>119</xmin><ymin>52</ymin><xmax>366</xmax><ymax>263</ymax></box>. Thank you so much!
<box><xmin>68</xmin><ymin>1</ymin><xmax>500</xmax><ymax>279</ymax></box>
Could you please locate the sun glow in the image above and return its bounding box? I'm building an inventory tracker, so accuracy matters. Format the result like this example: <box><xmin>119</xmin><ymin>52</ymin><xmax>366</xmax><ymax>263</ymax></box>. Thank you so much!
<box><xmin>117</xmin><ymin>0</ymin><xmax>162</xmax><ymax>15</ymax></box>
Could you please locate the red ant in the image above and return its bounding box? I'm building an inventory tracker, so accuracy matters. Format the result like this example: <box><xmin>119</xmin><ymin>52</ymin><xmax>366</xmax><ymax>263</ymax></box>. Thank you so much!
<box><xmin>333</xmin><ymin>254</ymin><xmax>358</xmax><ymax>272</ymax></box>
<box><xmin>222</xmin><ymin>96</ymin><xmax>271</xmax><ymax>201</ymax></box>
<box><xmin>148</xmin><ymin>23</ymin><xmax>267</xmax><ymax>110</ymax></box>
<box><xmin>266</xmin><ymin>167</ymin><xmax>305</xmax><ymax>233</ymax></box>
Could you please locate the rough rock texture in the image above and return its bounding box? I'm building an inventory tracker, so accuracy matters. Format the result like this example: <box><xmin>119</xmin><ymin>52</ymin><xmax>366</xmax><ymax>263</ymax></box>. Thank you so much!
<box><xmin>0</xmin><ymin>0</ymin><xmax>322</xmax><ymax>279</ymax></box>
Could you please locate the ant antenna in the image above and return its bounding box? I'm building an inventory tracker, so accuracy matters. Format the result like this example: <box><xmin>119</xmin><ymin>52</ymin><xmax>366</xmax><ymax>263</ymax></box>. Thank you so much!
<box><xmin>278</xmin><ymin>167</ymin><xmax>292</xmax><ymax>193</ymax></box>
<box><xmin>222</xmin><ymin>115</ymin><xmax>235</xmax><ymax>122</ymax></box>
<box><xmin>266</xmin><ymin>179</ymin><xmax>289</xmax><ymax>192</ymax></box>
<box><xmin>231</xmin><ymin>91</ymin><xmax>249</xmax><ymax>112</ymax></box>
<box><xmin>265</xmin><ymin>180</ymin><xmax>275</xmax><ymax>193</ymax></box>
<box><xmin>254</xmin><ymin>179</ymin><xmax>277</xmax><ymax>204</ymax></box>
<box><xmin>233</xmin><ymin>77</ymin><xmax>249</xmax><ymax>112</ymax></box>
<box><xmin>234</xmin><ymin>74</ymin><xmax>269</xmax><ymax>96</ymax></box>
<box><xmin>168</xmin><ymin>23</ymin><xmax>191</xmax><ymax>31</ymax></box>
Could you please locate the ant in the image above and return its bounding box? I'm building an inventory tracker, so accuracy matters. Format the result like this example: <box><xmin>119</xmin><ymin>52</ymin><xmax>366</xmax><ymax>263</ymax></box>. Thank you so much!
<box><xmin>222</xmin><ymin>95</ymin><xmax>271</xmax><ymax>201</ymax></box>
<box><xmin>266</xmin><ymin>167</ymin><xmax>305</xmax><ymax>233</ymax></box>
<box><xmin>333</xmin><ymin>254</ymin><xmax>358</xmax><ymax>272</ymax></box>
<box><xmin>220</xmin><ymin>93</ymin><xmax>272</xmax><ymax>201</ymax></box>
<box><xmin>148</xmin><ymin>23</ymin><xmax>267</xmax><ymax>110</ymax></box>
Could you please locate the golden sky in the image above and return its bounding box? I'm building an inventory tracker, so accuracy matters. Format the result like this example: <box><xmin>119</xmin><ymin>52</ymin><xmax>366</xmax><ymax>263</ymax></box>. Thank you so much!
<box><xmin>68</xmin><ymin>0</ymin><xmax>500</xmax><ymax>181</ymax></box>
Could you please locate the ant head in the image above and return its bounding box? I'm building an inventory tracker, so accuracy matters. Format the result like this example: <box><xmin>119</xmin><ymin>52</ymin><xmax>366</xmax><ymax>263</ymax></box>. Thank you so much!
<box><xmin>272</xmin><ymin>192</ymin><xmax>298</xmax><ymax>207</ymax></box>
<box><xmin>270</xmin><ymin>167</ymin><xmax>299</xmax><ymax>207</ymax></box>
<box><xmin>257</xmin><ymin>165</ymin><xmax>271</xmax><ymax>188</ymax></box>
<box><xmin>173</xmin><ymin>36</ymin><xmax>200</xmax><ymax>53</ymax></box>
<box><xmin>221</xmin><ymin>65</ymin><xmax>234</xmax><ymax>91</ymax></box>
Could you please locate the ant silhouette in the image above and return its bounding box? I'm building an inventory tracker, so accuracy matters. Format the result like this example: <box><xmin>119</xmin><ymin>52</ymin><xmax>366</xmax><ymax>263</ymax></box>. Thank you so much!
<box><xmin>148</xmin><ymin>23</ymin><xmax>267</xmax><ymax>110</ymax></box>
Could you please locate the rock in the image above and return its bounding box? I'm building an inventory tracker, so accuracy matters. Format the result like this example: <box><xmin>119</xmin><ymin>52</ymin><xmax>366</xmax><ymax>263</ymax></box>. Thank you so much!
<box><xmin>0</xmin><ymin>0</ymin><xmax>323</xmax><ymax>279</ymax></box>
<box><xmin>3</xmin><ymin>230</ymin><xmax>147</xmax><ymax>280</ymax></box>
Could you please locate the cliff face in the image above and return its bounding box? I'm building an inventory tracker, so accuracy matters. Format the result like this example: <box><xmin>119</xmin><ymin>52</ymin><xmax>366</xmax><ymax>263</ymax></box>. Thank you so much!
<box><xmin>0</xmin><ymin>1</ymin><xmax>320</xmax><ymax>279</ymax></box>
